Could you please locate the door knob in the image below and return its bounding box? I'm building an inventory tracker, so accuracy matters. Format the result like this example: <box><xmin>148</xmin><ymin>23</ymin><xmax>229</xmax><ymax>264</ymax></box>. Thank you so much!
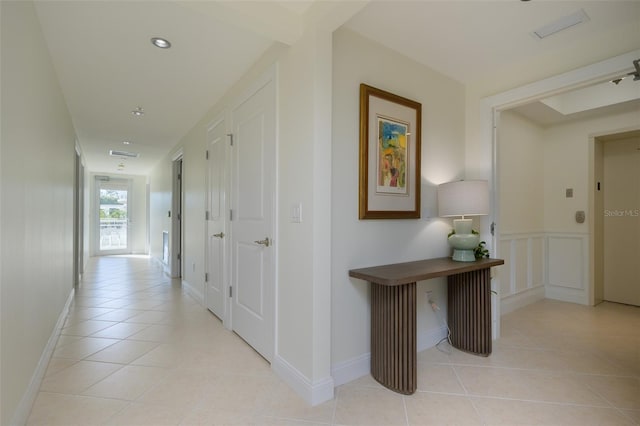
<box><xmin>213</xmin><ymin>232</ymin><xmax>225</xmax><ymax>238</ymax></box>
<box><xmin>254</xmin><ymin>237</ymin><xmax>270</xmax><ymax>247</ymax></box>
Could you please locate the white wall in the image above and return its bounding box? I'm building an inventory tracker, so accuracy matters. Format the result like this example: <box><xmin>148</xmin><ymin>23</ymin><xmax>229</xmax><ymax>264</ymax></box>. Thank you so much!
<box><xmin>331</xmin><ymin>29</ymin><xmax>466</xmax><ymax>382</ymax></box>
<box><xmin>149</xmin><ymin>155</ymin><xmax>172</xmax><ymax>267</ymax></box>
<box><xmin>498</xmin><ymin>111</ymin><xmax>545</xmax><ymax>233</ymax></box>
<box><xmin>1</xmin><ymin>2</ymin><xmax>76</xmax><ymax>424</ymax></box>
<box><xmin>497</xmin><ymin>111</ymin><xmax>546</xmax><ymax>313</ymax></box>
<box><xmin>543</xmin><ymin>111</ymin><xmax>639</xmax><ymax>232</ymax></box>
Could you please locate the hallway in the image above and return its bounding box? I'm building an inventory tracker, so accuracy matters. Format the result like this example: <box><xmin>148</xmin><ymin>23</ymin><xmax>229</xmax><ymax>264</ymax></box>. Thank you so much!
<box><xmin>27</xmin><ymin>256</ymin><xmax>639</xmax><ymax>425</ymax></box>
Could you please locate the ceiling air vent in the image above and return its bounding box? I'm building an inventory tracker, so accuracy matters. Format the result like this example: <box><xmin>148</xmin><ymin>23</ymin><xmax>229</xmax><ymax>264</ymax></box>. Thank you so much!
<box><xmin>109</xmin><ymin>150</ymin><xmax>139</xmax><ymax>158</ymax></box>
<box><xmin>532</xmin><ymin>9</ymin><xmax>589</xmax><ymax>39</ymax></box>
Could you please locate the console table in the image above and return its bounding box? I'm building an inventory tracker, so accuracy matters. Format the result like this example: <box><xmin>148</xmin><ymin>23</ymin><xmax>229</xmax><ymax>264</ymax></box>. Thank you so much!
<box><xmin>349</xmin><ymin>257</ymin><xmax>504</xmax><ymax>395</ymax></box>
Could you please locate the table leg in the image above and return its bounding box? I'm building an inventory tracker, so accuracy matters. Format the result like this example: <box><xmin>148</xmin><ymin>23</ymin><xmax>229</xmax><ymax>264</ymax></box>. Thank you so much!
<box><xmin>370</xmin><ymin>281</ymin><xmax>416</xmax><ymax>394</ymax></box>
<box><xmin>447</xmin><ymin>268</ymin><xmax>492</xmax><ymax>356</ymax></box>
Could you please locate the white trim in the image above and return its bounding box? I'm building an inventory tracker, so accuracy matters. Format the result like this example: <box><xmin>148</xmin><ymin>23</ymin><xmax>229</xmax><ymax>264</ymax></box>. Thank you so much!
<box><xmin>151</xmin><ymin>255</ymin><xmax>171</xmax><ymax>276</ymax></box>
<box><xmin>501</xmin><ymin>285</ymin><xmax>545</xmax><ymax>315</ymax></box>
<box><xmin>331</xmin><ymin>324</ymin><xmax>447</xmax><ymax>388</ymax></box>
<box><xmin>171</xmin><ymin>147</ymin><xmax>184</xmax><ymax>162</ymax></box>
<box><xmin>11</xmin><ymin>289</ymin><xmax>75</xmax><ymax>426</ymax></box>
<box><xmin>545</xmin><ymin>232</ymin><xmax>590</xmax><ymax>305</ymax></box>
<box><xmin>170</xmin><ymin>157</ymin><xmax>183</xmax><ymax>278</ymax></box>
<box><xmin>331</xmin><ymin>353</ymin><xmax>370</xmax><ymax>388</ymax></box>
<box><xmin>182</xmin><ymin>279</ymin><xmax>204</xmax><ymax>306</ymax></box>
<box><xmin>417</xmin><ymin>325</ymin><xmax>449</xmax><ymax>353</ymax></box>
<box><xmin>484</xmin><ymin>50</ymin><xmax>640</xmax><ymax>112</ymax></box>
<box><xmin>272</xmin><ymin>355</ymin><xmax>334</xmax><ymax>406</ymax></box>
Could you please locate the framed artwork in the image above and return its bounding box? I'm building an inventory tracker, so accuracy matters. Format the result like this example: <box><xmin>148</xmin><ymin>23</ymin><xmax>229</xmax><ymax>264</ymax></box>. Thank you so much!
<box><xmin>359</xmin><ymin>84</ymin><xmax>421</xmax><ymax>219</ymax></box>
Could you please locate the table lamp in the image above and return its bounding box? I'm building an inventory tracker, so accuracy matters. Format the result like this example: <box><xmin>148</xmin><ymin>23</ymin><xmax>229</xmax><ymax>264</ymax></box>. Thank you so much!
<box><xmin>437</xmin><ymin>180</ymin><xmax>489</xmax><ymax>261</ymax></box>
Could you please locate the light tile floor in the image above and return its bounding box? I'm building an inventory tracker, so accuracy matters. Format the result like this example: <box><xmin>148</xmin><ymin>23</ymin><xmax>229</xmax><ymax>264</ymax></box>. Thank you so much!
<box><xmin>27</xmin><ymin>256</ymin><xmax>639</xmax><ymax>425</ymax></box>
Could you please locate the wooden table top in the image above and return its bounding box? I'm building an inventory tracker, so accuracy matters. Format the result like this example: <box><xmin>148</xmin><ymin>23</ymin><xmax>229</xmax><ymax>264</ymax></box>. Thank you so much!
<box><xmin>349</xmin><ymin>257</ymin><xmax>504</xmax><ymax>286</ymax></box>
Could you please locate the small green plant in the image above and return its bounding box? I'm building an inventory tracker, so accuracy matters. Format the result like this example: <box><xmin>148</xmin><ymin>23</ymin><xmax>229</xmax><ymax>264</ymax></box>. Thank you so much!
<box><xmin>474</xmin><ymin>240</ymin><xmax>490</xmax><ymax>259</ymax></box>
<box><xmin>447</xmin><ymin>229</ymin><xmax>490</xmax><ymax>259</ymax></box>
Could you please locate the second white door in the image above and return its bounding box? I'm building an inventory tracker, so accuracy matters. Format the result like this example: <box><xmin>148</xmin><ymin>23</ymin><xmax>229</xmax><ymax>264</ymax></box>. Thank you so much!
<box><xmin>206</xmin><ymin>118</ymin><xmax>228</xmax><ymax>320</ymax></box>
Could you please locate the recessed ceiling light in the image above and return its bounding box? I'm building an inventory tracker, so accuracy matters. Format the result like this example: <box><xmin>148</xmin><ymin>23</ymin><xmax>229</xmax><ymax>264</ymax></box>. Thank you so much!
<box><xmin>131</xmin><ymin>106</ymin><xmax>144</xmax><ymax>117</ymax></box>
<box><xmin>151</xmin><ymin>37</ymin><xmax>171</xmax><ymax>49</ymax></box>
<box><xmin>123</xmin><ymin>140</ymin><xmax>132</xmax><ymax>145</ymax></box>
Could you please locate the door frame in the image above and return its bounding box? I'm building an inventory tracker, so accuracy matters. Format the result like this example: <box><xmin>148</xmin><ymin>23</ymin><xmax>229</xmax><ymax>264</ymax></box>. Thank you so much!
<box><xmin>171</xmin><ymin>150</ymin><xmax>184</xmax><ymax>278</ymax></box>
<box><xmin>593</xmin><ymin>130</ymin><xmax>640</xmax><ymax>305</ymax></box>
<box><xmin>94</xmin><ymin>176</ymin><xmax>132</xmax><ymax>256</ymax></box>
<box><xmin>73</xmin><ymin>145</ymin><xmax>84</xmax><ymax>286</ymax></box>
<box><xmin>481</xmin><ymin>49</ymin><xmax>639</xmax><ymax>338</ymax></box>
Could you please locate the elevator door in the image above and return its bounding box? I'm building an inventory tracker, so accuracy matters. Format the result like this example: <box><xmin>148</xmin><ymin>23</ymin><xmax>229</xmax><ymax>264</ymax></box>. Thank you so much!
<box><xmin>603</xmin><ymin>136</ymin><xmax>640</xmax><ymax>306</ymax></box>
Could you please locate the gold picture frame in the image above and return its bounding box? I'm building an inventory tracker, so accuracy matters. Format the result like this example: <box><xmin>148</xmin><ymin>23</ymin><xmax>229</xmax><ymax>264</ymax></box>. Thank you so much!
<box><xmin>359</xmin><ymin>84</ymin><xmax>421</xmax><ymax>219</ymax></box>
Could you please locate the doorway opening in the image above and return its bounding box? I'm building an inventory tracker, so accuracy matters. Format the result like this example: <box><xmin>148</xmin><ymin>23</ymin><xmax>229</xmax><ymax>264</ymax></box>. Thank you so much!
<box><xmin>483</xmin><ymin>50</ymin><xmax>638</xmax><ymax>338</ymax></box>
<box><xmin>73</xmin><ymin>149</ymin><xmax>84</xmax><ymax>285</ymax></box>
<box><xmin>171</xmin><ymin>155</ymin><xmax>183</xmax><ymax>278</ymax></box>
<box><xmin>96</xmin><ymin>177</ymin><xmax>131</xmax><ymax>255</ymax></box>
<box><xmin>594</xmin><ymin>130</ymin><xmax>640</xmax><ymax>307</ymax></box>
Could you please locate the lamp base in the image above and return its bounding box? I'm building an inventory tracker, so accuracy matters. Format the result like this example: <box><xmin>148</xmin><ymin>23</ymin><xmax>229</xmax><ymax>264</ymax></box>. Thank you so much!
<box><xmin>448</xmin><ymin>224</ymin><xmax>480</xmax><ymax>262</ymax></box>
<box><xmin>451</xmin><ymin>248</ymin><xmax>477</xmax><ymax>262</ymax></box>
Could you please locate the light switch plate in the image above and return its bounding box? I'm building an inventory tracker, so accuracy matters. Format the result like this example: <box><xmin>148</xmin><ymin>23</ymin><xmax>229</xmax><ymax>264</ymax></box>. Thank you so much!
<box><xmin>291</xmin><ymin>203</ymin><xmax>302</xmax><ymax>223</ymax></box>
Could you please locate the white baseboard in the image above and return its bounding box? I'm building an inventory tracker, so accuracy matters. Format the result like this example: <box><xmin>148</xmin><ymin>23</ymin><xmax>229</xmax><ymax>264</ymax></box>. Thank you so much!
<box><xmin>11</xmin><ymin>288</ymin><xmax>75</xmax><ymax>426</ymax></box>
<box><xmin>501</xmin><ymin>285</ymin><xmax>545</xmax><ymax>315</ymax></box>
<box><xmin>417</xmin><ymin>325</ymin><xmax>448</xmax><ymax>353</ymax></box>
<box><xmin>331</xmin><ymin>353</ymin><xmax>370</xmax><ymax>388</ymax></box>
<box><xmin>272</xmin><ymin>355</ymin><xmax>334</xmax><ymax>406</ymax></box>
<box><xmin>331</xmin><ymin>325</ymin><xmax>447</xmax><ymax>388</ymax></box>
<box><xmin>151</xmin><ymin>256</ymin><xmax>171</xmax><ymax>276</ymax></box>
<box><xmin>545</xmin><ymin>285</ymin><xmax>588</xmax><ymax>305</ymax></box>
<box><xmin>182</xmin><ymin>279</ymin><xmax>204</xmax><ymax>306</ymax></box>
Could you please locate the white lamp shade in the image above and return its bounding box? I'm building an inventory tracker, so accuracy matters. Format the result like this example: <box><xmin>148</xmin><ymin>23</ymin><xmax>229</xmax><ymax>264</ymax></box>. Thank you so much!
<box><xmin>437</xmin><ymin>180</ymin><xmax>489</xmax><ymax>217</ymax></box>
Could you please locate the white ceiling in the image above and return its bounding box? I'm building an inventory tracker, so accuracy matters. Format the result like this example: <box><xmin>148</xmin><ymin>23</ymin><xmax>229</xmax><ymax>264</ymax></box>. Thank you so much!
<box><xmin>33</xmin><ymin>1</ymin><xmax>640</xmax><ymax>176</ymax></box>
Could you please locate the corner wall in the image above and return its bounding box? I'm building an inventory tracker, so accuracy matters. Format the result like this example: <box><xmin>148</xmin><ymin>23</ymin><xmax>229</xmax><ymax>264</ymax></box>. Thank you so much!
<box><xmin>497</xmin><ymin>111</ymin><xmax>545</xmax><ymax>313</ymax></box>
<box><xmin>1</xmin><ymin>2</ymin><xmax>76</xmax><ymax>423</ymax></box>
<box><xmin>331</xmin><ymin>29</ymin><xmax>466</xmax><ymax>383</ymax></box>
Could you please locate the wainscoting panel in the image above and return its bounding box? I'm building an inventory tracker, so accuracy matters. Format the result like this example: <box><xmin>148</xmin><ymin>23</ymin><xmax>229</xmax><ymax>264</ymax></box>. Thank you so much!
<box><xmin>499</xmin><ymin>232</ymin><xmax>589</xmax><ymax>312</ymax></box>
<box><xmin>499</xmin><ymin>233</ymin><xmax>545</xmax><ymax>314</ymax></box>
<box><xmin>546</xmin><ymin>233</ymin><xmax>589</xmax><ymax>305</ymax></box>
<box><xmin>514</xmin><ymin>239</ymin><xmax>529</xmax><ymax>293</ymax></box>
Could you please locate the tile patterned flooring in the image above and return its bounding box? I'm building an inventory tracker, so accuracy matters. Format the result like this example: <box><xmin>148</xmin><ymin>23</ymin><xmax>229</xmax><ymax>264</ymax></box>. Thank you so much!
<box><xmin>27</xmin><ymin>256</ymin><xmax>639</xmax><ymax>425</ymax></box>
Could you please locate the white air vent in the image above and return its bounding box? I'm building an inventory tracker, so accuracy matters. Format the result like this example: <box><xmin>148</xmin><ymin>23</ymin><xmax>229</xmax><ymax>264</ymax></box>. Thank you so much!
<box><xmin>109</xmin><ymin>150</ymin><xmax>139</xmax><ymax>158</ymax></box>
<box><xmin>532</xmin><ymin>9</ymin><xmax>589</xmax><ymax>39</ymax></box>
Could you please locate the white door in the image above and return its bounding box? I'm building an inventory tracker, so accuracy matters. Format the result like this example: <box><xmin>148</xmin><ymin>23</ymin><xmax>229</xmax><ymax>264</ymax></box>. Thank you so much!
<box><xmin>206</xmin><ymin>118</ymin><xmax>228</xmax><ymax>320</ymax></box>
<box><xmin>603</xmin><ymin>136</ymin><xmax>640</xmax><ymax>306</ymax></box>
<box><xmin>230</xmin><ymin>74</ymin><xmax>276</xmax><ymax>362</ymax></box>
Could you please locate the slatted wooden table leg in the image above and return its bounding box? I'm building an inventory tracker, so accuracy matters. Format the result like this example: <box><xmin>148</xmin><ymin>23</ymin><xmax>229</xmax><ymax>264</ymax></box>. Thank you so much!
<box><xmin>447</xmin><ymin>269</ymin><xmax>492</xmax><ymax>356</ymax></box>
<box><xmin>370</xmin><ymin>281</ymin><xmax>416</xmax><ymax>394</ymax></box>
